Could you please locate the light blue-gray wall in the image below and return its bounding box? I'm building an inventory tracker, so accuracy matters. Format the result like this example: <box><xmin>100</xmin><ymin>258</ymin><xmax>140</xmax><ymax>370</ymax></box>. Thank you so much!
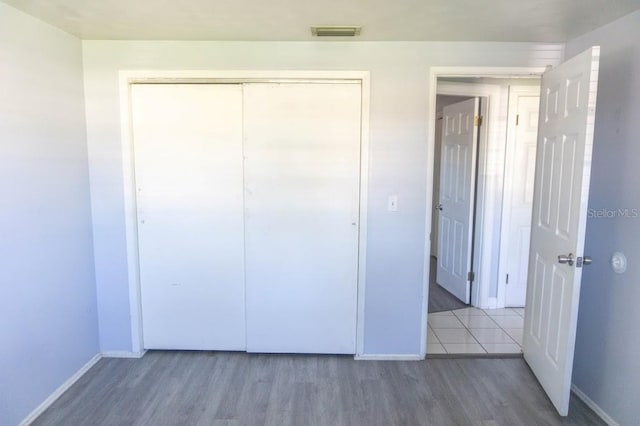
<box><xmin>0</xmin><ymin>4</ymin><xmax>99</xmax><ymax>425</ymax></box>
<box><xmin>82</xmin><ymin>40</ymin><xmax>563</xmax><ymax>355</ymax></box>
<box><xmin>567</xmin><ymin>10</ymin><xmax>640</xmax><ymax>425</ymax></box>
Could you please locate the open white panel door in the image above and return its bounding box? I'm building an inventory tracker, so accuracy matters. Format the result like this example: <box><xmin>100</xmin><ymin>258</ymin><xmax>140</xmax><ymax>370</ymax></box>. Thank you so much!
<box><xmin>243</xmin><ymin>82</ymin><xmax>361</xmax><ymax>354</ymax></box>
<box><xmin>436</xmin><ymin>98</ymin><xmax>480</xmax><ymax>304</ymax></box>
<box><xmin>132</xmin><ymin>84</ymin><xmax>246</xmax><ymax>350</ymax></box>
<box><xmin>524</xmin><ymin>46</ymin><xmax>600</xmax><ymax>416</ymax></box>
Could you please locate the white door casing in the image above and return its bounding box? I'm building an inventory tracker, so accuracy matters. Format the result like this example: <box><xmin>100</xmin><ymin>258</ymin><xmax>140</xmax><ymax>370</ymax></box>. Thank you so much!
<box><xmin>437</xmin><ymin>98</ymin><xmax>480</xmax><ymax>304</ymax></box>
<box><xmin>132</xmin><ymin>84</ymin><xmax>246</xmax><ymax>350</ymax></box>
<box><xmin>523</xmin><ymin>46</ymin><xmax>600</xmax><ymax>416</ymax></box>
<box><xmin>243</xmin><ymin>82</ymin><xmax>361</xmax><ymax>354</ymax></box>
<box><xmin>501</xmin><ymin>89</ymin><xmax>540</xmax><ymax>307</ymax></box>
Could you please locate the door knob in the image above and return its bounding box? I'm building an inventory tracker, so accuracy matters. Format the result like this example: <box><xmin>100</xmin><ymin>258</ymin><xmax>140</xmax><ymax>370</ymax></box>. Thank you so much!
<box><xmin>435</xmin><ymin>203</ymin><xmax>443</xmax><ymax>211</ymax></box>
<box><xmin>558</xmin><ymin>253</ymin><xmax>574</xmax><ymax>266</ymax></box>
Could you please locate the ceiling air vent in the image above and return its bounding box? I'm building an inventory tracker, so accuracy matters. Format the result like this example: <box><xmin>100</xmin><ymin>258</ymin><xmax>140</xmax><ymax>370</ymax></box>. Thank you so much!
<box><xmin>311</xmin><ymin>26</ymin><xmax>362</xmax><ymax>37</ymax></box>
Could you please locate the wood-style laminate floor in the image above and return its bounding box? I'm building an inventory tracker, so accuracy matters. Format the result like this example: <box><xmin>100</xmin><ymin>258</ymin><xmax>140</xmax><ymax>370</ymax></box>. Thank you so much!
<box><xmin>33</xmin><ymin>351</ymin><xmax>604</xmax><ymax>426</ymax></box>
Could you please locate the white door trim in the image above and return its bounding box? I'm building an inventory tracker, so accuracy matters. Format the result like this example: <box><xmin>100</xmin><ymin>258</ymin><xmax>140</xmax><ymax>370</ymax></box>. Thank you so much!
<box><xmin>118</xmin><ymin>70</ymin><xmax>371</xmax><ymax>356</ymax></box>
<box><xmin>496</xmin><ymin>85</ymin><xmax>541</xmax><ymax>309</ymax></box>
<box><xmin>422</xmin><ymin>66</ymin><xmax>545</xmax><ymax>357</ymax></box>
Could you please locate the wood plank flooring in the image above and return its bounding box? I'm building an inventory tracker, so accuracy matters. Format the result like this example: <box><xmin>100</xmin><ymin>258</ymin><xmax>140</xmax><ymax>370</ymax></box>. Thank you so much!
<box><xmin>32</xmin><ymin>351</ymin><xmax>604</xmax><ymax>426</ymax></box>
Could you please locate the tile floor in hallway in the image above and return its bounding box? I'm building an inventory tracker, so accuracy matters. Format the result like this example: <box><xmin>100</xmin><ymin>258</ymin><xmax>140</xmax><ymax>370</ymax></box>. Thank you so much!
<box><xmin>427</xmin><ymin>307</ymin><xmax>525</xmax><ymax>355</ymax></box>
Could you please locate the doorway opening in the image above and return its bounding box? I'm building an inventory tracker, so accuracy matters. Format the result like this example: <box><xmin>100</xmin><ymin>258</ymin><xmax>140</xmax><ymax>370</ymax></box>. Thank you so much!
<box><xmin>423</xmin><ymin>48</ymin><xmax>601</xmax><ymax>417</ymax></box>
<box><xmin>427</xmin><ymin>75</ymin><xmax>542</xmax><ymax>355</ymax></box>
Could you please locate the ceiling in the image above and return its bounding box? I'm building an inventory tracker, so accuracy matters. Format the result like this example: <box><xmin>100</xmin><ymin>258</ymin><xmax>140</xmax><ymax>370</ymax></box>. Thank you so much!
<box><xmin>3</xmin><ymin>0</ymin><xmax>640</xmax><ymax>42</ymax></box>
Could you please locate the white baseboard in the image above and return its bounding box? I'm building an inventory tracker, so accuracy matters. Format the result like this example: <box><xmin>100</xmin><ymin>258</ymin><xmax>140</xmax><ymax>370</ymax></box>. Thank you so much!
<box><xmin>102</xmin><ymin>350</ymin><xmax>147</xmax><ymax>359</ymax></box>
<box><xmin>19</xmin><ymin>353</ymin><xmax>102</xmax><ymax>426</ymax></box>
<box><xmin>354</xmin><ymin>354</ymin><xmax>424</xmax><ymax>361</ymax></box>
<box><xmin>571</xmin><ymin>384</ymin><xmax>618</xmax><ymax>426</ymax></box>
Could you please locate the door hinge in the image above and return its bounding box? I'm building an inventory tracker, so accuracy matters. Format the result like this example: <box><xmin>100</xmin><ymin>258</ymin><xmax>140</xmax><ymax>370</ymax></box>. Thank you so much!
<box><xmin>516</xmin><ymin>114</ymin><xmax>520</xmax><ymax>126</ymax></box>
<box><xmin>506</xmin><ymin>273</ymin><xmax>510</xmax><ymax>284</ymax></box>
<box><xmin>474</xmin><ymin>115</ymin><xmax>483</xmax><ymax>126</ymax></box>
<box><xmin>468</xmin><ymin>271</ymin><xmax>475</xmax><ymax>282</ymax></box>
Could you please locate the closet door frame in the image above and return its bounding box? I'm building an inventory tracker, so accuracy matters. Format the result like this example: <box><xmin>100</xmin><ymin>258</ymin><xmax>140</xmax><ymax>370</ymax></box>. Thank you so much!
<box><xmin>118</xmin><ymin>70</ymin><xmax>371</xmax><ymax>357</ymax></box>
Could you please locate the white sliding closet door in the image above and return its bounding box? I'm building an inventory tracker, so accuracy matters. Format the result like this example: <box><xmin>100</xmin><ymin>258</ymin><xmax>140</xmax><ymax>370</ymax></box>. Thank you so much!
<box><xmin>243</xmin><ymin>83</ymin><xmax>362</xmax><ymax>354</ymax></box>
<box><xmin>132</xmin><ymin>84</ymin><xmax>246</xmax><ymax>350</ymax></box>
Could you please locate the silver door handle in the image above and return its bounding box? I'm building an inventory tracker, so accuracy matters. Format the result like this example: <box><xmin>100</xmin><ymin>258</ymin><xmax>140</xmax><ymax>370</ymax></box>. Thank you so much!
<box><xmin>558</xmin><ymin>253</ymin><xmax>574</xmax><ymax>266</ymax></box>
<box><xmin>435</xmin><ymin>204</ymin><xmax>443</xmax><ymax>211</ymax></box>
<box><xmin>577</xmin><ymin>256</ymin><xmax>593</xmax><ymax>268</ymax></box>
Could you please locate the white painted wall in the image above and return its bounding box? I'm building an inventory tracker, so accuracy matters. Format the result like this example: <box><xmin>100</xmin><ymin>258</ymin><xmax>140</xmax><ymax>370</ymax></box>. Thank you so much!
<box><xmin>566</xmin><ymin>10</ymin><xmax>640</xmax><ymax>425</ymax></box>
<box><xmin>82</xmin><ymin>40</ymin><xmax>563</xmax><ymax>355</ymax></box>
<box><xmin>0</xmin><ymin>4</ymin><xmax>99</xmax><ymax>425</ymax></box>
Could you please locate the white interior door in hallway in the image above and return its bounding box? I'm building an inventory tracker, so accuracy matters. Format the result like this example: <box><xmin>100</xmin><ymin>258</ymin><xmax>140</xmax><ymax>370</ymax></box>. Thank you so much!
<box><xmin>524</xmin><ymin>46</ymin><xmax>600</xmax><ymax>416</ymax></box>
<box><xmin>243</xmin><ymin>83</ymin><xmax>361</xmax><ymax>354</ymax></box>
<box><xmin>501</xmin><ymin>89</ymin><xmax>540</xmax><ymax>308</ymax></box>
<box><xmin>132</xmin><ymin>84</ymin><xmax>246</xmax><ymax>350</ymax></box>
<box><xmin>436</xmin><ymin>98</ymin><xmax>480</xmax><ymax>304</ymax></box>
<box><xmin>131</xmin><ymin>81</ymin><xmax>362</xmax><ymax>354</ymax></box>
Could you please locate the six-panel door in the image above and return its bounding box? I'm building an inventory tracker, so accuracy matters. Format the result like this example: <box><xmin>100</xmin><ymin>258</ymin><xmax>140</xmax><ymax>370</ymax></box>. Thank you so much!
<box><xmin>524</xmin><ymin>46</ymin><xmax>600</xmax><ymax>416</ymax></box>
<box><xmin>436</xmin><ymin>98</ymin><xmax>479</xmax><ymax>304</ymax></box>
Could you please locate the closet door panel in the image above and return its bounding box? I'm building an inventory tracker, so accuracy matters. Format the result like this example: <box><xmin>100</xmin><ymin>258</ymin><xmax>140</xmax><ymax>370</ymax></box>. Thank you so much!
<box><xmin>243</xmin><ymin>82</ymin><xmax>361</xmax><ymax>354</ymax></box>
<box><xmin>132</xmin><ymin>84</ymin><xmax>245</xmax><ymax>350</ymax></box>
